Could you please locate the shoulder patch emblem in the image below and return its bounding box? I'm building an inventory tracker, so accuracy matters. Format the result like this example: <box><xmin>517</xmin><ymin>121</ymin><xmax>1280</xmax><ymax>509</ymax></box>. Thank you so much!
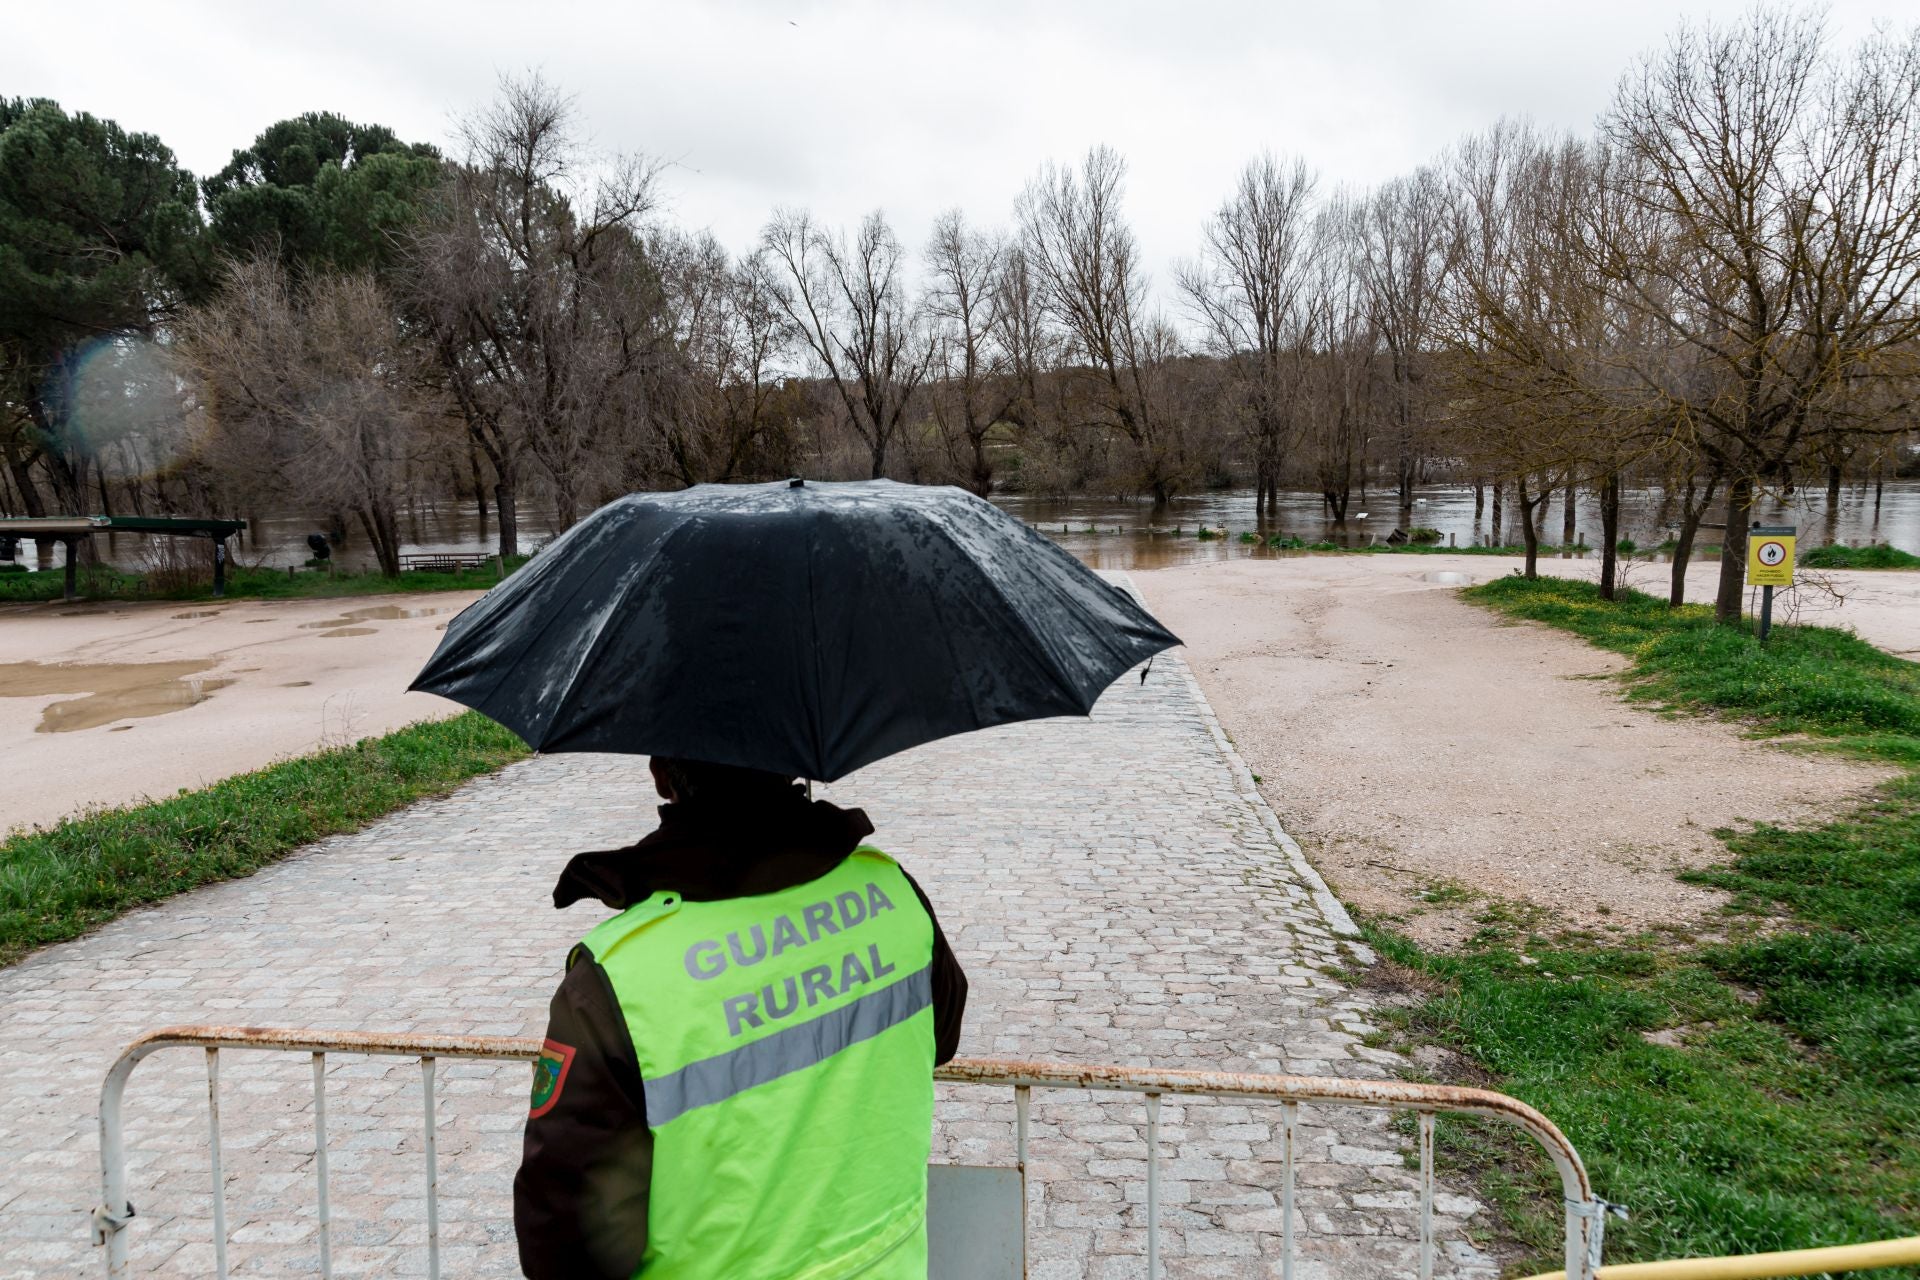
<box><xmin>529</xmin><ymin>1039</ymin><xmax>576</xmax><ymax>1118</ymax></box>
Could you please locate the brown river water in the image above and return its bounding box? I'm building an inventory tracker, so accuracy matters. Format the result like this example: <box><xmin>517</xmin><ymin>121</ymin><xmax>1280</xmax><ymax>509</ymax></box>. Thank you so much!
<box><xmin>51</xmin><ymin>481</ymin><xmax>1919</xmax><ymax>575</ymax></box>
<box><xmin>1</xmin><ymin>481</ymin><xmax>1914</xmax><ymax>741</ymax></box>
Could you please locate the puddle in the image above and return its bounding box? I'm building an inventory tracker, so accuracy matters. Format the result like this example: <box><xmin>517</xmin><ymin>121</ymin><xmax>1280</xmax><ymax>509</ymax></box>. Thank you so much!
<box><xmin>171</xmin><ymin>610</ymin><xmax>224</xmax><ymax>619</ymax></box>
<box><xmin>298</xmin><ymin>603</ymin><xmax>452</xmax><ymax>631</ymax></box>
<box><xmin>109</xmin><ymin>725</ymin><xmax>133</xmax><ymax>732</ymax></box>
<box><xmin>319</xmin><ymin>627</ymin><xmax>377</xmax><ymax>638</ymax></box>
<box><xmin>0</xmin><ymin>660</ymin><xmax>236</xmax><ymax>733</ymax></box>
<box><xmin>281</xmin><ymin>680</ymin><xmax>313</xmax><ymax>687</ymax></box>
<box><xmin>1422</xmin><ymin>571</ymin><xmax>1475</xmax><ymax>585</ymax></box>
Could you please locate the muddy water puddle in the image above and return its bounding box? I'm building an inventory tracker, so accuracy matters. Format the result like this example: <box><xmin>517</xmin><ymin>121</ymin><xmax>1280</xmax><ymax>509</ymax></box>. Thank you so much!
<box><xmin>0</xmin><ymin>659</ymin><xmax>235</xmax><ymax>733</ymax></box>
<box><xmin>297</xmin><ymin>603</ymin><xmax>453</xmax><ymax>633</ymax></box>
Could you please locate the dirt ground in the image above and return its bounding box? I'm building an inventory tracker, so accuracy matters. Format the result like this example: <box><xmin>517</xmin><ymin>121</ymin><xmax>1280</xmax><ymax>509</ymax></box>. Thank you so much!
<box><xmin>0</xmin><ymin>593</ymin><xmax>479</xmax><ymax>835</ymax></box>
<box><xmin>1137</xmin><ymin>556</ymin><xmax>1905</xmax><ymax>947</ymax></box>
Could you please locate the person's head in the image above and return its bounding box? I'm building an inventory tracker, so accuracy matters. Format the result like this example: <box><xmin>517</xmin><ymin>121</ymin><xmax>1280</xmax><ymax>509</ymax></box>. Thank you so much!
<box><xmin>649</xmin><ymin>756</ymin><xmax>800</xmax><ymax>805</ymax></box>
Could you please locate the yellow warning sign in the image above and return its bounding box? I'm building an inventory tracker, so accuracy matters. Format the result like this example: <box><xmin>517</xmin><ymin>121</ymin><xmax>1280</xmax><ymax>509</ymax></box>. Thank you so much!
<box><xmin>1747</xmin><ymin>527</ymin><xmax>1796</xmax><ymax>587</ymax></box>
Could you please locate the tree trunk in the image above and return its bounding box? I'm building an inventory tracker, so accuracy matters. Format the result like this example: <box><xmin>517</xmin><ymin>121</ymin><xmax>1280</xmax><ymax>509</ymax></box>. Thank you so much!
<box><xmin>1489</xmin><ymin>482</ymin><xmax>1503</xmax><ymax>547</ymax></box>
<box><xmin>1517</xmin><ymin>475</ymin><xmax>1541</xmax><ymax>578</ymax></box>
<box><xmin>1324</xmin><ymin>487</ymin><xmax>1349</xmax><ymax>521</ymax></box>
<box><xmin>1</xmin><ymin>440</ymin><xmax>47</xmax><ymax>518</ymax></box>
<box><xmin>969</xmin><ymin>431</ymin><xmax>993</xmax><ymax>498</ymax></box>
<box><xmin>1826</xmin><ymin>464</ymin><xmax>1842</xmax><ymax>508</ymax></box>
<box><xmin>357</xmin><ymin>505</ymin><xmax>403</xmax><ymax>578</ymax></box>
<box><xmin>468</xmin><ymin>441</ymin><xmax>489</xmax><ymax>524</ymax></box>
<box><xmin>1598</xmin><ymin>473</ymin><xmax>1622</xmax><ymax>600</ymax></box>
<box><xmin>1668</xmin><ymin>469</ymin><xmax>1721</xmax><ymax>608</ymax></box>
<box><xmin>1562</xmin><ymin>481</ymin><xmax>1577</xmax><ymax>547</ymax></box>
<box><xmin>1473</xmin><ymin>482</ymin><xmax>1485</xmax><ymax>517</ymax></box>
<box><xmin>1713</xmin><ymin>475</ymin><xmax>1754</xmax><ymax>624</ymax></box>
<box><xmin>495</xmin><ymin>479</ymin><xmax>519</xmax><ymax>560</ymax></box>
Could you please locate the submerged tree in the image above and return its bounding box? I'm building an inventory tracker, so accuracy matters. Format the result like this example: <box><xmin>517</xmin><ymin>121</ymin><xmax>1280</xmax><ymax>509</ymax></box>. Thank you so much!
<box><xmin>924</xmin><ymin>210</ymin><xmax>1014</xmax><ymax>496</ymax></box>
<box><xmin>1599</xmin><ymin>10</ymin><xmax>1920</xmax><ymax>621</ymax></box>
<box><xmin>408</xmin><ymin>74</ymin><xmax>666</xmax><ymax>554</ymax></box>
<box><xmin>1019</xmin><ymin>146</ymin><xmax>1188</xmax><ymax>504</ymax></box>
<box><xmin>1178</xmin><ymin>153</ymin><xmax>1318</xmax><ymax>514</ymax></box>
<box><xmin>185</xmin><ymin>257</ymin><xmax>433</xmax><ymax>575</ymax></box>
<box><xmin>759</xmin><ymin>208</ymin><xmax>932</xmax><ymax>481</ymax></box>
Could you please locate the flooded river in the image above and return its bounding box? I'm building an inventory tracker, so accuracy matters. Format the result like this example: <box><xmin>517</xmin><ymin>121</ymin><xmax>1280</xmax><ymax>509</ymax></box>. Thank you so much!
<box><xmin>53</xmin><ymin>480</ymin><xmax>1920</xmax><ymax>574</ymax></box>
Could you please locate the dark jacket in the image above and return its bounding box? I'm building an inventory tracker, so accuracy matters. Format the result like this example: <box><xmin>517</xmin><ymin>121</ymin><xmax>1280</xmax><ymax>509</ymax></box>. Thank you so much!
<box><xmin>514</xmin><ymin>787</ymin><xmax>968</xmax><ymax>1280</ymax></box>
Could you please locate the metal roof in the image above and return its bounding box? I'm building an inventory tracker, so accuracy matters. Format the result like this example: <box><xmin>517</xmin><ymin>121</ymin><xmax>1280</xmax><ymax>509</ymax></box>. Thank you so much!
<box><xmin>0</xmin><ymin>515</ymin><xmax>247</xmax><ymax>538</ymax></box>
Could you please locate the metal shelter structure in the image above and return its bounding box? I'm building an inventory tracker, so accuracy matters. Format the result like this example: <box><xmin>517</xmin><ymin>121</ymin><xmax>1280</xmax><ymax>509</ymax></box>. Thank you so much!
<box><xmin>0</xmin><ymin>516</ymin><xmax>247</xmax><ymax>601</ymax></box>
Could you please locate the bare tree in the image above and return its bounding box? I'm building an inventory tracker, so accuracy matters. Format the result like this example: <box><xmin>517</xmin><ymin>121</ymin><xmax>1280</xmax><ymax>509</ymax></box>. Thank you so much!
<box><xmin>1599</xmin><ymin>10</ymin><xmax>1920</xmax><ymax>620</ymax></box>
<box><xmin>408</xmin><ymin>73</ymin><xmax>666</xmax><ymax>554</ymax></box>
<box><xmin>760</xmin><ymin>208</ymin><xmax>933</xmax><ymax>479</ymax></box>
<box><xmin>185</xmin><ymin>257</ymin><xmax>431</xmax><ymax>575</ymax></box>
<box><xmin>1361</xmin><ymin>166</ymin><xmax>1451</xmax><ymax>509</ymax></box>
<box><xmin>924</xmin><ymin>210</ymin><xmax>1013</xmax><ymax>495</ymax></box>
<box><xmin>1301</xmin><ymin>194</ymin><xmax>1376</xmax><ymax>523</ymax></box>
<box><xmin>1178</xmin><ymin>153</ymin><xmax>1318</xmax><ymax>513</ymax></box>
<box><xmin>1019</xmin><ymin>146</ymin><xmax>1188</xmax><ymax>505</ymax></box>
<box><xmin>653</xmin><ymin>233</ymin><xmax>798</xmax><ymax>484</ymax></box>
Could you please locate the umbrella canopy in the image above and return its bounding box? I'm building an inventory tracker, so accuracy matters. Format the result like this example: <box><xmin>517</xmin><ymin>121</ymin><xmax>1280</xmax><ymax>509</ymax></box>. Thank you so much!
<box><xmin>410</xmin><ymin>480</ymin><xmax>1179</xmax><ymax>781</ymax></box>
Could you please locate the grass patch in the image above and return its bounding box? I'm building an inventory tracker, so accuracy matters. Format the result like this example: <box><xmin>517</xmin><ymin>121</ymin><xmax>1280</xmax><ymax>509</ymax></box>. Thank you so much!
<box><xmin>0</xmin><ymin>557</ymin><xmax>529</xmax><ymax>604</ymax></box>
<box><xmin>1803</xmin><ymin>543</ymin><xmax>1920</xmax><ymax>570</ymax></box>
<box><xmin>1464</xmin><ymin>575</ymin><xmax>1920</xmax><ymax>755</ymax></box>
<box><xmin>1364</xmin><ymin>575</ymin><xmax>1920</xmax><ymax>1272</ymax></box>
<box><xmin>0</xmin><ymin>713</ymin><xmax>527</xmax><ymax>967</ymax></box>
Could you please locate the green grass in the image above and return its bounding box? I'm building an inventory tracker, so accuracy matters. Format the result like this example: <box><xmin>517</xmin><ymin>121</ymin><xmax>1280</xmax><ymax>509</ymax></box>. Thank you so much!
<box><xmin>0</xmin><ymin>713</ymin><xmax>527</xmax><ymax>967</ymax></box>
<box><xmin>1803</xmin><ymin>543</ymin><xmax>1920</xmax><ymax>570</ymax></box>
<box><xmin>1366</xmin><ymin>576</ymin><xmax>1920</xmax><ymax>1273</ymax></box>
<box><xmin>0</xmin><ymin>557</ymin><xmax>528</xmax><ymax>604</ymax></box>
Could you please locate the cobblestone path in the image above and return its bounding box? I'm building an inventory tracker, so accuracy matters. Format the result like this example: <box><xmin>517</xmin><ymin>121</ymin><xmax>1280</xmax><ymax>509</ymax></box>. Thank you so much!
<box><xmin>0</xmin><ymin>646</ymin><xmax>1500</xmax><ymax>1278</ymax></box>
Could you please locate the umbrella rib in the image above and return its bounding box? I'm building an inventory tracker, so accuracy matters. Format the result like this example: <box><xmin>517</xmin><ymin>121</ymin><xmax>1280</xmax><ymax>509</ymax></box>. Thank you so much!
<box><xmin>537</xmin><ymin>515</ymin><xmax>701</xmax><ymax>752</ymax></box>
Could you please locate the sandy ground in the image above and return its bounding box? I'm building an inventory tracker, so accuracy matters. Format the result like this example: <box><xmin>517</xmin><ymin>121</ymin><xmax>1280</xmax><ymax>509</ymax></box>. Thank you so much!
<box><xmin>1138</xmin><ymin>555</ymin><xmax>1908</xmax><ymax>947</ymax></box>
<box><xmin>0</xmin><ymin>593</ymin><xmax>479</xmax><ymax>835</ymax></box>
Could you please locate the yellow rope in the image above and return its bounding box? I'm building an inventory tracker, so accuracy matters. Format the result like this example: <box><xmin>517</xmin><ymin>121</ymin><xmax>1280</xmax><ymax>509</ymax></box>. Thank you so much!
<box><xmin>1518</xmin><ymin>1235</ymin><xmax>1920</xmax><ymax>1280</ymax></box>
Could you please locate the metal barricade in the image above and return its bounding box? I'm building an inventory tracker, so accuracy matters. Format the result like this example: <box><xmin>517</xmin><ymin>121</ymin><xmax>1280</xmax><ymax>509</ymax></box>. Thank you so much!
<box><xmin>93</xmin><ymin>1025</ymin><xmax>1606</xmax><ymax>1279</ymax></box>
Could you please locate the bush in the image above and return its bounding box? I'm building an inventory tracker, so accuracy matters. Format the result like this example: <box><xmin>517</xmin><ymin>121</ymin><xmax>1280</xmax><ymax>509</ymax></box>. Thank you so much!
<box><xmin>1802</xmin><ymin>543</ymin><xmax>1920</xmax><ymax>570</ymax></box>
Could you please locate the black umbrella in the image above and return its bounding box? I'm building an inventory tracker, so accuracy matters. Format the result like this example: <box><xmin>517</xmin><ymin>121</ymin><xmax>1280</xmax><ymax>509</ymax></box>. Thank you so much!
<box><xmin>410</xmin><ymin>479</ymin><xmax>1178</xmax><ymax>781</ymax></box>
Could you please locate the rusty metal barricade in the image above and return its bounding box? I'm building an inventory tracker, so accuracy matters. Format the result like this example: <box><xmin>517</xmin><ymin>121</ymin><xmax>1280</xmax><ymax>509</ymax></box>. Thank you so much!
<box><xmin>93</xmin><ymin>1025</ymin><xmax>1606</xmax><ymax>1279</ymax></box>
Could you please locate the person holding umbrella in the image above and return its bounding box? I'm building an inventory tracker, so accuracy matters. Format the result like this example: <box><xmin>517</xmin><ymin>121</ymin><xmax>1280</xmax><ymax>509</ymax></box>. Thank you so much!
<box><xmin>412</xmin><ymin>479</ymin><xmax>1177</xmax><ymax>1278</ymax></box>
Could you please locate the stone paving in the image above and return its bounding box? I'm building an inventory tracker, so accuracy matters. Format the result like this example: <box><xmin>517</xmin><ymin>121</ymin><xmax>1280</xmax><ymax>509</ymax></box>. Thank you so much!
<box><xmin>0</xmin><ymin>641</ymin><xmax>1502</xmax><ymax>1278</ymax></box>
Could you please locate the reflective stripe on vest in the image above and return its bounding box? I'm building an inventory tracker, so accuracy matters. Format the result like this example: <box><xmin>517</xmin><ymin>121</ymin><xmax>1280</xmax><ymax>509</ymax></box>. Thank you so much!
<box><xmin>581</xmin><ymin>847</ymin><xmax>936</xmax><ymax>1280</ymax></box>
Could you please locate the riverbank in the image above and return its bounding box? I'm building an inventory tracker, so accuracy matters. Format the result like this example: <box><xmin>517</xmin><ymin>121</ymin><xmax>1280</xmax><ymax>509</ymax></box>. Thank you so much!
<box><xmin>1148</xmin><ymin>565</ymin><xmax>1920</xmax><ymax>1264</ymax></box>
<box><xmin>1379</xmin><ymin>579</ymin><xmax>1920</xmax><ymax>1265</ymax></box>
<box><xmin>0</xmin><ymin>592</ymin><xmax>481</xmax><ymax>834</ymax></box>
<box><xmin>0</xmin><ymin>556</ymin><xmax>525</xmax><ymax>603</ymax></box>
<box><xmin>1136</xmin><ymin>557</ymin><xmax>1900</xmax><ymax>943</ymax></box>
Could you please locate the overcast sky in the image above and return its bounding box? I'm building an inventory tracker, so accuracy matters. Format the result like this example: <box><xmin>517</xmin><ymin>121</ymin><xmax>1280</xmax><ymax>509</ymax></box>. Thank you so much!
<box><xmin>5</xmin><ymin>0</ymin><xmax>1901</xmax><ymax>296</ymax></box>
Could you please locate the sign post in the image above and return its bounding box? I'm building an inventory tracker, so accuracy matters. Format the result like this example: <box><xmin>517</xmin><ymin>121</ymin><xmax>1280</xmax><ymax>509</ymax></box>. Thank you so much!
<box><xmin>1745</xmin><ymin>523</ymin><xmax>1796</xmax><ymax>642</ymax></box>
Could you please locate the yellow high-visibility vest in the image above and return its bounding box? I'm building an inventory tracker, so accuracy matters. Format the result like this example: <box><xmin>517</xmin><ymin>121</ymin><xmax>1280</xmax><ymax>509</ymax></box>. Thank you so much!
<box><xmin>580</xmin><ymin>847</ymin><xmax>936</xmax><ymax>1280</ymax></box>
